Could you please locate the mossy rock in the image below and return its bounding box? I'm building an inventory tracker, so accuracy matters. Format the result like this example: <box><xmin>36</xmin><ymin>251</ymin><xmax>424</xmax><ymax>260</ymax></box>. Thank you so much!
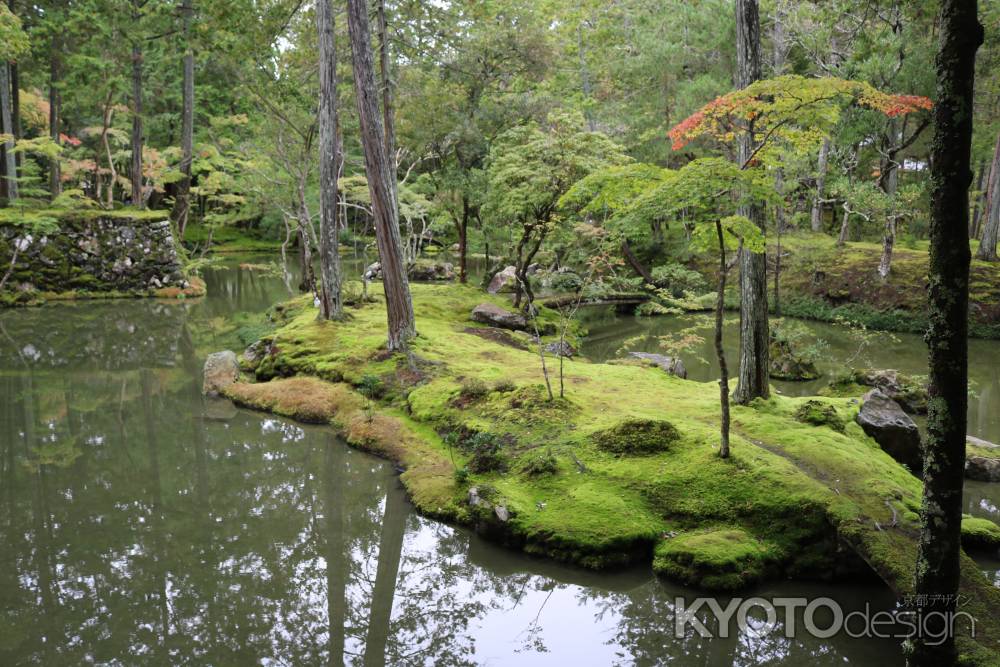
<box><xmin>793</xmin><ymin>400</ymin><xmax>845</xmax><ymax>432</ymax></box>
<box><xmin>592</xmin><ymin>418</ymin><xmax>680</xmax><ymax>455</ymax></box>
<box><xmin>653</xmin><ymin>527</ymin><xmax>777</xmax><ymax>591</ymax></box>
<box><xmin>961</xmin><ymin>516</ymin><xmax>1000</xmax><ymax>551</ymax></box>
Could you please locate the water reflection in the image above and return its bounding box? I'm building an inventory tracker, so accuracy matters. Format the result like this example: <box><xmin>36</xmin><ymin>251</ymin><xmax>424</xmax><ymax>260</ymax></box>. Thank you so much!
<box><xmin>0</xmin><ymin>260</ymin><xmax>906</xmax><ymax>665</ymax></box>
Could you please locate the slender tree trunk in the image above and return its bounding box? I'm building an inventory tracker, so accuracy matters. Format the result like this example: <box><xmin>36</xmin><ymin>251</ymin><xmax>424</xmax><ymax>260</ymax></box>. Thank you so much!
<box><xmin>837</xmin><ymin>204</ymin><xmax>851</xmax><ymax>246</ymax></box>
<box><xmin>457</xmin><ymin>197</ymin><xmax>468</xmax><ymax>284</ymax></box>
<box><xmin>621</xmin><ymin>237</ymin><xmax>654</xmax><ymax>284</ymax></box>
<box><xmin>101</xmin><ymin>96</ymin><xmax>117</xmax><ymax>207</ymax></box>
<box><xmin>878</xmin><ymin>218</ymin><xmax>896</xmax><ymax>278</ymax></box>
<box><xmin>773</xmin><ymin>222</ymin><xmax>781</xmax><ymax>316</ymax></box>
<box><xmin>0</xmin><ymin>62</ymin><xmax>16</xmax><ymax>201</ymax></box>
<box><xmin>715</xmin><ymin>220</ymin><xmax>731</xmax><ymax>459</ymax></box>
<box><xmin>375</xmin><ymin>0</ymin><xmax>397</xmax><ymax>192</ymax></box>
<box><xmin>733</xmin><ymin>0</ymin><xmax>770</xmax><ymax>405</ymax></box>
<box><xmin>172</xmin><ymin>0</ymin><xmax>195</xmax><ymax>238</ymax></box>
<box><xmin>811</xmin><ymin>138</ymin><xmax>830</xmax><ymax>232</ymax></box>
<box><xmin>48</xmin><ymin>40</ymin><xmax>62</xmax><ymax>198</ymax></box>
<box><xmin>907</xmin><ymin>2</ymin><xmax>981</xmax><ymax>664</ymax></box>
<box><xmin>346</xmin><ymin>0</ymin><xmax>415</xmax><ymax>350</ymax></box>
<box><xmin>130</xmin><ymin>5</ymin><xmax>144</xmax><ymax>208</ymax></box>
<box><xmin>324</xmin><ymin>441</ymin><xmax>346</xmax><ymax>666</ymax></box>
<box><xmin>969</xmin><ymin>159</ymin><xmax>986</xmax><ymax>239</ymax></box>
<box><xmin>578</xmin><ymin>22</ymin><xmax>597</xmax><ymax>132</ymax></box>
<box><xmin>974</xmin><ymin>134</ymin><xmax>1000</xmax><ymax>261</ymax></box>
<box><xmin>316</xmin><ymin>0</ymin><xmax>343</xmax><ymax>320</ymax></box>
<box><xmin>10</xmin><ymin>58</ymin><xmax>18</xmax><ymax>172</ymax></box>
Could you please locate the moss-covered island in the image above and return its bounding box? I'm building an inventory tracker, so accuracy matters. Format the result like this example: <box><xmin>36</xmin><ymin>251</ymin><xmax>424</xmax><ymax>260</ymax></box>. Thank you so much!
<box><xmin>225</xmin><ymin>281</ymin><xmax>1000</xmax><ymax>663</ymax></box>
<box><xmin>0</xmin><ymin>209</ymin><xmax>205</xmax><ymax>306</ymax></box>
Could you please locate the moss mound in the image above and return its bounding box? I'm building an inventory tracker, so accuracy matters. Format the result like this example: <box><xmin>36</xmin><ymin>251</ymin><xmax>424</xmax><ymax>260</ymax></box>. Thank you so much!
<box><xmin>592</xmin><ymin>418</ymin><xmax>680</xmax><ymax>455</ymax></box>
<box><xmin>961</xmin><ymin>516</ymin><xmax>1000</xmax><ymax>551</ymax></box>
<box><xmin>653</xmin><ymin>528</ymin><xmax>777</xmax><ymax>591</ymax></box>
<box><xmin>225</xmin><ymin>376</ymin><xmax>357</xmax><ymax>423</ymax></box>
<box><xmin>793</xmin><ymin>400</ymin><xmax>845</xmax><ymax>432</ymax></box>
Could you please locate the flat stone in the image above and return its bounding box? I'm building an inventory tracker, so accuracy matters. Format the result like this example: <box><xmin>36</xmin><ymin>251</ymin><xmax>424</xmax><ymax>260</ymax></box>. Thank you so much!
<box><xmin>628</xmin><ymin>352</ymin><xmax>688</xmax><ymax>379</ymax></box>
<box><xmin>966</xmin><ymin>456</ymin><xmax>1000</xmax><ymax>483</ymax></box>
<box><xmin>471</xmin><ymin>303</ymin><xmax>528</xmax><ymax>331</ymax></box>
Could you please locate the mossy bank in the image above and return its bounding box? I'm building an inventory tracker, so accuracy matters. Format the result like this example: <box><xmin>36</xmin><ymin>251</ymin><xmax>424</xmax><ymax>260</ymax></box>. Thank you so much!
<box><xmin>225</xmin><ymin>282</ymin><xmax>1000</xmax><ymax>663</ymax></box>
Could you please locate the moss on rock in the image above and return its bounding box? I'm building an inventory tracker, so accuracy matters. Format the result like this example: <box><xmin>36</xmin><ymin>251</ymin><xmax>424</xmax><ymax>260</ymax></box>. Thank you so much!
<box><xmin>653</xmin><ymin>527</ymin><xmax>778</xmax><ymax>591</ymax></box>
<box><xmin>793</xmin><ymin>400</ymin><xmax>845</xmax><ymax>432</ymax></box>
<box><xmin>961</xmin><ymin>516</ymin><xmax>1000</xmax><ymax>551</ymax></box>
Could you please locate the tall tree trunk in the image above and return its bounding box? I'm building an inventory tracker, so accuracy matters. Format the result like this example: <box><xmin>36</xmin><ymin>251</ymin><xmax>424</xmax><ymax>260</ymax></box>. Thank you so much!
<box><xmin>836</xmin><ymin>204</ymin><xmax>851</xmax><ymax>246</ymax></box>
<box><xmin>974</xmin><ymin>134</ymin><xmax>1000</xmax><ymax>261</ymax></box>
<box><xmin>172</xmin><ymin>0</ymin><xmax>195</xmax><ymax>238</ymax></box>
<box><xmin>907</xmin><ymin>2</ymin><xmax>981</xmax><ymax>665</ymax></box>
<box><xmin>811</xmin><ymin>138</ymin><xmax>830</xmax><ymax>232</ymax></box>
<box><xmin>375</xmin><ymin>0</ymin><xmax>397</xmax><ymax>192</ymax></box>
<box><xmin>715</xmin><ymin>220</ymin><xmax>731</xmax><ymax>459</ymax></box>
<box><xmin>0</xmin><ymin>62</ymin><xmax>16</xmax><ymax>201</ymax></box>
<box><xmin>621</xmin><ymin>237</ymin><xmax>654</xmax><ymax>284</ymax></box>
<box><xmin>130</xmin><ymin>5</ymin><xmax>144</xmax><ymax>209</ymax></box>
<box><xmin>48</xmin><ymin>40</ymin><xmax>62</xmax><ymax>198</ymax></box>
<box><xmin>457</xmin><ymin>196</ymin><xmax>469</xmax><ymax>284</ymax></box>
<box><xmin>316</xmin><ymin>0</ymin><xmax>343</xmax><ymax>320</ymax></box>
<box><xmin>324</xmin><ymin>441</ymin><xmax>346</xmax><ymax>666</ymax></box>
<box><xmin>346</xmin><ymin>0</ymin><xmax>415</xmax><ymax>351</ymax></box>
<box><xmin>969</xmin><ymin>158</ymin><xmax>986</xmax><ymax>239</ymax></box>
<box><xmin>878</xmin><ymin>218</ymin><xmax>896</xmax><ymax>278</ymax></box>
<box><xmin>733</xmin><ymin>0</ymin><xmax>770</xmax><ymax>405</ymax></box>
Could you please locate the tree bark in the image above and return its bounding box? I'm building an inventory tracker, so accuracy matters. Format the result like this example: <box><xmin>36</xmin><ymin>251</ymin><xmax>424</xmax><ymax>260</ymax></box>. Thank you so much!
<box><xmin>376</xmin><ymin>0</ymin><xmax>397</xmax><ymax>197</ymax></box>
<box><xmin>837</xmin><ymin>204</ymin><xmax>851</xmax><ymax>246</ymax></box>
<box><xmin>969</xmin><ymin>158</ymin><xmax>986</xmax><ymax>239</ymax></box>
<box><xmin>0</xmin><ymin>62</ymin><xmax>16</xmax><ymax>201</ymax></box>
<box><xmin>907</xmin><ymin>2</ymin><xmax>981</xmax><ymax>664</ymax></box>
<box><xmin>621</xmin><ymin>237</ymin><xmax>654</xmax><ymax>284</ymax></box>
<box><xmin>974</xmin><ymin>134</ymin><xmax>1000</xmax><ymax>261</ymax></box>
<box><xmin>130</xmin><ymin>3</ymin><xmax>144</xmax><ymax>208</ymax></box>
<box><xmin>346</xmin><ymin>0</ymin><xmax>415</xmax><ymax>351</ymax></box>
<box><xmin>172</xmin><ymin>0</ymin><xmax>195</xmax><ymax>238</ymax></box>
<box><xmin>733</xmin><ymin>0</ymin><xmax>770</xmax><ymax>405</ymax></box>
<box><xmin>878</xmin><ymin>218</ymin><xmax>896</xmax><ymax>278</ymax></box>
<box><xmin>316</xmin><ymin>0</ymin><xmax>343</xmax><ymax>320</ymax></box>
<box><xmin>48</xmin><ymin>38</ymin><xmax>62</xmax><ymax>198</ymax></box>
<box><xmin>715</xmin><ymin>220</ymin><xmax>731</xmax><ymax>459</ymax></box>
<box><xmin>811</xmin><ymin>138</ymin><xmax>830</xmax><ymax>232</ymax></box>
<box><xmin>457</xmin><ymin>196</ymin><xmax>469</xmax><ymax>284</ymax></box>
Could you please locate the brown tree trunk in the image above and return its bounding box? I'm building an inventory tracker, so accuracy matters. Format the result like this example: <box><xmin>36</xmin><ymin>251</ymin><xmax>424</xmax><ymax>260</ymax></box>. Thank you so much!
<box><xmin>907</xmin><ymin>2</ymin><xmax>981</xmax><ymax>664</ymax></box>
<box><xmin>172</xmin><ymin>0</ymin><xmax>195</xmax><ymax>238</ymax></box>
<box><xmin>130</xmin><ymin>4</ymin><xmax>144</xmax><ymax>209</ymax></box>
<box><xmin>0</xmin><ymin>62</ymin><xmax>16</xmax><ymax>201</ymax></box>
<box><xmin>457</xmin><ymin>196</ymin><xmax>469</xmax><ymax>284</ymax></box>
<box><xmin>621</xmin><ymin>237</ymin><xmax>654</xmax><ymax>284</ymax></box>
<box><xmin>48</xmin><ymin>40</ymin><xmax>62</xmax><ymax>198</ymax></box>
<box><xmin>811</xmin><ymin>138</ymin><xmax>830</xmax><ymax>232</ymax></box>
<box><xmin>733</xmin><ymin>0</ymin><xmax>770</xmax><ymax>405</ymax></box>
<box><xmin>975</xmin><ymin>134</ymin><xmax>1000</xmax><ymax>261</ymax></box>
<box><xmin>969</xmin><ymin>158</ymin><xmax>986</xmax><ymax>239</ymax></box>
<box><xmin>376</xmin><ymin>0</ymin><xmax>398</xmax><ymax>204</ymax></box>
<box><xmin>715</xmin><ymin>220</ymin><xmax>731</xmax><ymax>459</ymax></box>
<box><xmin>836</xmin><ymin>204</ymin><xmax>851</xmax><ymax>246</ymax></box>
<box><xmin>878</xmin><ymin>218</ymin><xmax>896</xmax><ymax>278</ymax></box>
<box><xmin>346</xmin><ymin>0</ymin><xmax>415</xmax><ymax>351</ymax></box>
<box><xmin>316</xmin><ymin>0</ymin><xmax>344</xmax><ymax>319</ymax></box>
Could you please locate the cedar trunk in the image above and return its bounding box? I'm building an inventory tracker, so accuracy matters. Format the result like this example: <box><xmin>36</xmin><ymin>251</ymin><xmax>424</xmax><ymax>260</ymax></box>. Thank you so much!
<box><xmin>316</xmin><ymin>0</ymin><xmax>343</xmax><ymax>320</ymax></box>
<box><xmin>0</xmin><ymin>62</ymin><xmax>17</xmax><ymax>201</ymax></box>
<box><xmin>172</xmin><ymin>0</ymin><xmax>195</xmax><ymax>239</ymax></box>
<box><xmin>811</xmin><ymin>138</ymin><xmax>830</xmax><ymax>232</ymax></box>
<box><xmin>733</xmin><ymin>0</ymin><xmax>770</xmax><ymax>405</ymax></box>
<box><xmin>48</xmin><ymin>40</ymin><xmax>62</xmax><ymax>198</ymax></box>
<box><xmin>346</xmin><ymin>0</ymin><xmax>415</xmax><ymax>351</ymax></box>
<box><xmin>975</xmin><ymin>134</ymin><xmax>1000</xmax><ymax>261</ymax></box>
<box><xmin>130</xmin><ymin>7</ymin><xmax>144</xmax><ymax>209</ymax></box>
<box><xmin>908</xmin><ymin>1</ymin><xmax>981</xmax><ymax>664</ymax></box>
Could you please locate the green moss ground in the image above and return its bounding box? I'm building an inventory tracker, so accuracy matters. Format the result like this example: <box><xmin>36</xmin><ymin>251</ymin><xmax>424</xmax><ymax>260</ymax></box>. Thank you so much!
<box><xmin>226</xmin><ymin>281</ymin><xmax>1000</xmax><ymax>662</ymax></box>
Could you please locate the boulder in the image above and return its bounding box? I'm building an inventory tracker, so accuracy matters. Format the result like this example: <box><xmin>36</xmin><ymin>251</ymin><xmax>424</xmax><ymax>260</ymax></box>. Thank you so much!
<box><xmin>968</xmin><ymin>435</ymin><xmax>1000</xmax><ymax>451</ymax></box>
<box><xmin>203</xmin><ymin>350</ymin><xmax>240</xmax><ymax>396</ymax></box>
<box><xmin>966</xmin><ymin>456</ymin><xmax>1000</xmax><ymax>483</ymax></box>
<box><xmin>487</xmin><ymin>266</ymin><xmax>518</xmax><ymax>294</ymax></box>
<box><xmin>853</xmin><ymin>369</ymin><xmax>928</xmax><ymax>414</ymax></box>
<box><xmin>855</xmin><ymin>389</ymin><xmax>922</xmax><ymax>471</ymax></box>
<box><xmin>769</xmin><ymin>337</ymin><xmax>820</xmax><ymax>381</ymax></box>
<box><xmin>544</xmin><ymin>340</ymin><xmax>576</xmax><ymax>357</ymax></box>
<box><xmin>628</xmin><ymin>352</ymin><xmax>688</xmax><ymax>379</ymax></box>
<box><xmin>241</xmin><ymin>339</ymin><xmax>270</xmax><ymax>371</ymax></box>
<box><xmin>362</xmin><ymin>262</ymin><xmax>381</xmax><ymax>281</ymax></box>
<box><xmin>409</xmin><ymin>261</ymin><xmax>455</xmax><ymax>281</ymax></box>
<box><xmin>471</xmin><ymin>303</ymin><xmax>528</xmax><ymax>331</ymax></box>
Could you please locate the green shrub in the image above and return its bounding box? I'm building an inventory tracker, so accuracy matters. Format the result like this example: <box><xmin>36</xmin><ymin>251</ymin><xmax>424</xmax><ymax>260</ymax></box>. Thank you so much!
<box><xmin>521</xmin><ymin>449</ymin><xmax>558</xmax><ymax>476</ymax></box>
<box><xmin>651</xmin><ymin>262</ymin><xmax>708</xmax><ymax>296</ymax></box>
<box><xmin>466</xmin><ymin>432</ymin><xmax>509</xmax><ymax>473</ymax></box>
<box><xmin>493</xmin><ymin>379</ymin><xmax>517</xmax><ymax>393</ymax></box>
<box><xmin>592</xmin><ymin>419</ymin><xmax>680</xmax><ymax>455</ymax></box>
<box><xmin>458</xmin><ymin>378</ymin><xmax>490</xmax><ymax>402</ymax></box>
<box><xmin>357</xmin><ymin>374</ymin><xmax>384</xmax><ymax>400</ymax></box>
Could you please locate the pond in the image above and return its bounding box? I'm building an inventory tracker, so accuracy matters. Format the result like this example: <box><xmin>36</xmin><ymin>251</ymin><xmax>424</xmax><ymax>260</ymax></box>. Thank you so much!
<box><xmin>0</xmin><ymin>257</ymin><xmax>975</xmax><ymax>665</ymax></box>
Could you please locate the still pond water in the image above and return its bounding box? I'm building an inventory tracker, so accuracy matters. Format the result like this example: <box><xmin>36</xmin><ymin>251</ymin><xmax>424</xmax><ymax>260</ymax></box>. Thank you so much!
<box><xmin>0</xmin><ymin>257</ymin><xmax>995</xmax><ymax>665</ymax></box>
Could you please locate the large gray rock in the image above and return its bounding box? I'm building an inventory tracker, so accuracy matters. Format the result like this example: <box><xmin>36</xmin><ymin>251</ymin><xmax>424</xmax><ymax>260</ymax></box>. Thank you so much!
<box><xmin>203</xmin><ymin>350</ymin><xmax>240</xmax><ymax>396</ymax></box>
<box><xmin>471</xmin><ymin>303</ymin><xmax>528</xmax><ymax>331</ymax></box>
<box><xmin>545</xmin><ymin>340</ymin><xmax>576</xmax><ymax>357</ymax></box>
<box><xmin>487</xmin><ymin>266</ymin><xmax>518</xmax><ymax>294</ymax></box>
<box><xmin>967</xmin><ymin>456</ymin><xmax>1000</xmax><ymax>482</ymax></box>
<box><xmin>853</xmin><ymin>369</ymin><xmax>928</xmax><ymax>414</ymax></box>
<box><xmin>855</xmin><ymin>389</ymin><xmax>922</xmax><ymax>471</ymax></box>
<box><xmin>629</xmin><ymin>352</ymin><xmax>688</xmax><ymax>379</ymax></box>
<box><xmin>410</xmin><ymin>261</ymin><xmax>455</xmax><ymax>281</ymax></box>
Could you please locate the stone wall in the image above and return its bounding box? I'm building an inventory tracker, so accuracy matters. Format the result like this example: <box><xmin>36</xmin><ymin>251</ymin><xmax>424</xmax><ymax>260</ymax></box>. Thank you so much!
<box><xmin>0</xmin><ymin>213</ymin><xmax>188</xmax><ymax>296</ymax></box>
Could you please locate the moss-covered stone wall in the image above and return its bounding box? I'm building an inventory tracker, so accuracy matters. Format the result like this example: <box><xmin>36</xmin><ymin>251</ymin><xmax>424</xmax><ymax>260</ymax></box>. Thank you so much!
<box><xmin>0</xmin><ymin>212</ymin><xmax>187</xmax><ymax>296</ymax></box>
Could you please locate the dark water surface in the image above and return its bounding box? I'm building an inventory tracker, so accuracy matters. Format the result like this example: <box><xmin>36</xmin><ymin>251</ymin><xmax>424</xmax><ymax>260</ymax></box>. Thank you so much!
<box><xmin>0</xmin><ymin>258</ymin><xmax>942</xmax><ymax>665</ymax></box>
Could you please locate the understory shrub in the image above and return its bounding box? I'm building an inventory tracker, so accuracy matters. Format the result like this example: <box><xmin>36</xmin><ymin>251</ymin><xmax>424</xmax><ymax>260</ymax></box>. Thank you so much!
<box><xmin>592</xmin><ymin>419</ymin><xmax>680</xmax><ymax>455</ymax></box>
